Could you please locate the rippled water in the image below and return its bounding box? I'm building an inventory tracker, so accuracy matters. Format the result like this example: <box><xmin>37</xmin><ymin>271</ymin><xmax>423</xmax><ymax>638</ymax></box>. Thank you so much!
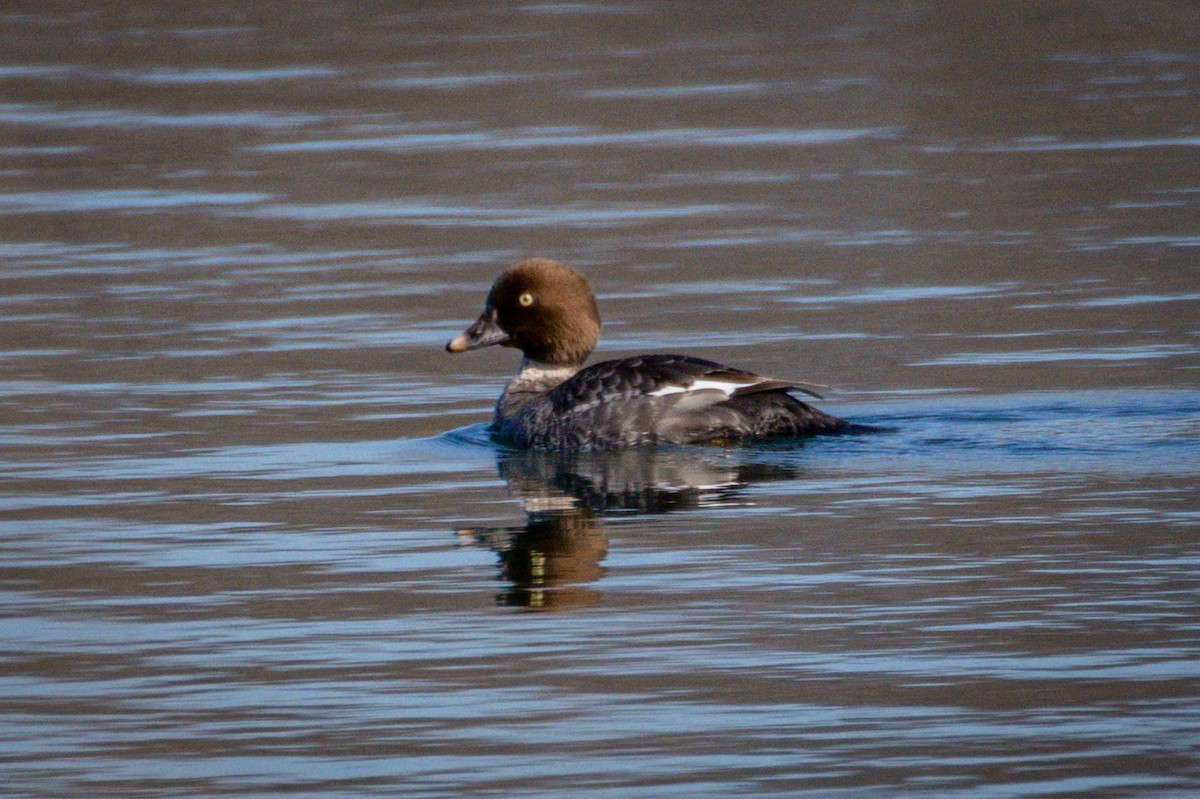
<box><xmin>2</xmin><ymin>3</ymin><xmax>1199</xmax><ymax>797</ymax></box>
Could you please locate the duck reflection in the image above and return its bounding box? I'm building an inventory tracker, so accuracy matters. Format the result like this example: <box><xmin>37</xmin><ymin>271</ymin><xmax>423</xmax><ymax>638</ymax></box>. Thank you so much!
<box><xmin>457</xmin><ymin>448</ymin><xmax>799</xmax><ymax>610</ymax></box>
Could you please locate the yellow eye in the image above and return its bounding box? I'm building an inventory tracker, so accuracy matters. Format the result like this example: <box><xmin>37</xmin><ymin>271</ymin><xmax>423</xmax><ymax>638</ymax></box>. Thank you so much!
<box><xmin>518</xmin><ymin>292</ymin><xmax>534</xmax><ymax>307</ymax></box>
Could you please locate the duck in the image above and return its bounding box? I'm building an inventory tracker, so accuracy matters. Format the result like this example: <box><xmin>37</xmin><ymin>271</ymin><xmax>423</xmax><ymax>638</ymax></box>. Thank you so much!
<box><xmin>447</xmin><ymin>258</ymin><xmax>858</xmax><ymax>449</ymax></box>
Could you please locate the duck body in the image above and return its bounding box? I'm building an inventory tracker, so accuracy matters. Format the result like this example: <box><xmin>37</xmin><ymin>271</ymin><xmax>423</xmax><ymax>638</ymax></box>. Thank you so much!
<box><xmin>448</xmin><ymin>259</ymin><xmax>856</xmax><ymax>450</ymax></box>
<box><xmin>495</xmin><ymin>353</ymin><xmax>850</xmax><ymax>449</ymax></box>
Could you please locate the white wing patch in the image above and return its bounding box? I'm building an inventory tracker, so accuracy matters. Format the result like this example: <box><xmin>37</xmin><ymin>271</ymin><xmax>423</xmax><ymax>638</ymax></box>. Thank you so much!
<box><xmin>648</xmin><ymin>379</ymin><xmax>752</xmax><ymax>398</ymax></box>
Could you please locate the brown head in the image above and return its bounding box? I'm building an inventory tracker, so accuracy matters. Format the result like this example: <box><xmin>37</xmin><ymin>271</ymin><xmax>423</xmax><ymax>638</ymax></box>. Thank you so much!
<box><xmin>446</xmin><ymin>258</ymin><xmax>602</xmax><ymax>366</ymax></box>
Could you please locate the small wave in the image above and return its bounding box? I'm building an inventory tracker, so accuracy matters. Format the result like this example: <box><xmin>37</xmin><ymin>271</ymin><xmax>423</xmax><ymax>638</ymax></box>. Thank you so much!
<box><xmin>436</xmin><ymin>422</ymin><xmax>498</xmax><ymax>449</ymax></box>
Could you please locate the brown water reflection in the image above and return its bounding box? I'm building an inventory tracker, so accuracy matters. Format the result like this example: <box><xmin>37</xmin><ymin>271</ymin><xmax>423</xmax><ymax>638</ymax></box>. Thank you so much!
<box><xmin>2</xmin><ymin>2</ymin><xmax>1199</xmax><ymax>797</ymax></box>
<box><xmin>460</xmin><ymin>512</ymin><xmax>609</xmax><ymax>611</ymax></box>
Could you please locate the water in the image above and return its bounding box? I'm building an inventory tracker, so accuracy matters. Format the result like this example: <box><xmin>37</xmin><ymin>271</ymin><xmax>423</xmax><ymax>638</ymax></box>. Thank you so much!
<box><xmin>2</xmin><ymin>2</ymin><xmax>1199</xmax><ymax>796</ymax></box>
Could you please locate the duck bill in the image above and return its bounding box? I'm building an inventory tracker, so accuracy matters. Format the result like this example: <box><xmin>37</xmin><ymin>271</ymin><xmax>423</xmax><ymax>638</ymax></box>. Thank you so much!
<box><xmin>446</xmin><ymin>309</ymin><xmax>510</xmax><ymax>353</ymax></box>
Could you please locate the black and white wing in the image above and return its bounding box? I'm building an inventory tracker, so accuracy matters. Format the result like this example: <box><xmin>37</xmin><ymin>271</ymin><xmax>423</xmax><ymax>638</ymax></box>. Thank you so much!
<box><xmin>551</xmin><ymin>354</ymin><xmax>823</xmax><ymax>414</ymax></box>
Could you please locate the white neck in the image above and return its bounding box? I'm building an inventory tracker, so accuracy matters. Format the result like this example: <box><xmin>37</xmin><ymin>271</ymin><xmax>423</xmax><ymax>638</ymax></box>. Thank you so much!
<box><xmin>507</xmin><ymin>357</ymin><xmax>580</xmax><ymax>394</ymax></box>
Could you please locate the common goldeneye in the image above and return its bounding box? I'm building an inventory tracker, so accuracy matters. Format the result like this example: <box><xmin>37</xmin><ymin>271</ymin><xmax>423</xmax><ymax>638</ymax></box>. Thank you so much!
<box><xmin>447</xmin><ymin>258</ymin><xmax>856</xmax><ymax>449</ymax></box>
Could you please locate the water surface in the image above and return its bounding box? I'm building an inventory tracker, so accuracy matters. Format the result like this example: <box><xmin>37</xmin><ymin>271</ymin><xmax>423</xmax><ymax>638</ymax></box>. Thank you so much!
<box><xmin>2</xmin><ymin>3</ymin><xmax>1199</xmax><ymax>797</ymax></box>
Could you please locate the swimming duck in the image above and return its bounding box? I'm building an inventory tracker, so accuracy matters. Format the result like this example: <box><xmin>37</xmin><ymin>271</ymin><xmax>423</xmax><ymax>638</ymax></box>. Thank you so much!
<box><xmin>447</xmin><ymin>258</ymin><xmax>855</xmax><ymax>449</ymax></box>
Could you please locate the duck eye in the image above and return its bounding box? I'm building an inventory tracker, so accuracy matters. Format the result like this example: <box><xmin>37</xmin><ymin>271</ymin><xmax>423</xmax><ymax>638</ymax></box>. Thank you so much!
<box><xmin>518</xmin><ymin>292</ymin><xmax>535</xmax><ymax>307</ymax></box>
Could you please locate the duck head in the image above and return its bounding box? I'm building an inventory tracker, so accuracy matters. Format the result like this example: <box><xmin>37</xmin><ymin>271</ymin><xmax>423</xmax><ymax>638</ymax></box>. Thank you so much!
<box><xmin>447</xmin><ymin>258</ymin><xmax>602</xmax><ymax>367</ymax></box>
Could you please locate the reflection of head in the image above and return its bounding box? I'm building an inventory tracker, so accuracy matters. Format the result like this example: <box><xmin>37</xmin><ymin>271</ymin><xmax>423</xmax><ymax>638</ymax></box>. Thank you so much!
<box><xmin>459</xmin><ymin>511</ymin><xmax>607</xmax><ymax>611</ymax></box>
<box><xmin>502</xmin><ymin>512</ymin><xmax>607</xmax><ymax>610</ymax></box>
